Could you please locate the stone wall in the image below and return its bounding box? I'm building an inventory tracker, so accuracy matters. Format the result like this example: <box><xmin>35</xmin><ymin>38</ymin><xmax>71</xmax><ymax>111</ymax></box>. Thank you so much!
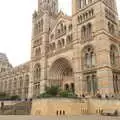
<box><xmin>0</xmin><ymin>98</ymin><xmax>120</xmax><ymax>116</ymax></box>
<box><xmin>88</xmin><ymin>99</ymin><xmax>120</xmax><ymax>114</ymax></box>
<box><xmin>31</xmin><ymin>98</ymin><xmax>88</xmax><ymax>116</ymax></box>
<box><xmin>31</xmin><ymin>98</ymin><xmax>120</xmax><ymax>116</ymax></box>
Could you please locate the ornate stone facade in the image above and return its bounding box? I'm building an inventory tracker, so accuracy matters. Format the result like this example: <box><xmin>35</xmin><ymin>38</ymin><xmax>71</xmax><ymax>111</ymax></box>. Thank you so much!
<box><xmin>0</xmin><ymin>61</ymin><xmax>30</xmax><ymax>98</ymax></box>
<box><xmin>0</xmin><ymin>0</ymin><xmax>120</xmax><ymax>99</ymax></box>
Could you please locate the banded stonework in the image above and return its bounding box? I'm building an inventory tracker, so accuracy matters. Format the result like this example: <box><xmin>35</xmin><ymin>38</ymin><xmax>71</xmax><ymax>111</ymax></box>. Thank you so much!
<box><xmin>0</xmin><ymin>0</ymin><xmax>120</xmax><ymax>99</ymax></box>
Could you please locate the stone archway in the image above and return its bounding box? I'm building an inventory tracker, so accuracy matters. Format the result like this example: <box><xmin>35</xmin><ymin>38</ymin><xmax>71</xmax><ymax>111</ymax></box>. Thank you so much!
<box><xmin>48</xmin><ymin>58</ymin><xmax>74</xmax><ymax>91</ymax></box>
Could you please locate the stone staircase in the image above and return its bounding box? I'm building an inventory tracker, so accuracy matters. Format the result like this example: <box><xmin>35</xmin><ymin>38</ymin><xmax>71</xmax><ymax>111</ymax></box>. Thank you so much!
<box><xmin>0</xmin><ymin>101</ymin><xmax>32</xmax><ymax>115</ymax></box>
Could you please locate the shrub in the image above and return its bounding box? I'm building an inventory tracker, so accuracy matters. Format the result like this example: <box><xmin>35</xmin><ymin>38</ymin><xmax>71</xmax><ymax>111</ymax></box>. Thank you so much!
<box><xmin>38</xmin><ymin>86</ymin><xmax>77</xmax><ymax>99</ymax></box>
<box><xmin>0</xmin><ymin>92</ymin><xmax>10</xmax><ymax>100</ymax></box>
<box><xmin>38</xmin><ymin>93</ymin><xmax>53</xmax><ymax>98</ymax></box>
<box><xmin>0</xmin><ymin>92</ymin><xmax>6</xmax><ymax>98</ymax></box>
<box><xmin>46</xmin><ymin>86</ymin><xmax>60</xmax><ymax>96</ymax></box>
<box><xmin>59</xmin><ymin>91</ymin><xmax>69</xmax><ymax>97</ymax></box>
<box><xmin>10</xmin><ymin>95</ymin><xmax>20</xmax><ymax>100</ymax></box>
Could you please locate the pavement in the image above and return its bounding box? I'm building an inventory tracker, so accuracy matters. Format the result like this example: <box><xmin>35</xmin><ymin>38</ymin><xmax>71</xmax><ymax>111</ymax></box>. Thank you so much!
<box><xmin>0</xmin><ymin>115</ymin><xmax>120</xmax><ymax>120</ymax></box>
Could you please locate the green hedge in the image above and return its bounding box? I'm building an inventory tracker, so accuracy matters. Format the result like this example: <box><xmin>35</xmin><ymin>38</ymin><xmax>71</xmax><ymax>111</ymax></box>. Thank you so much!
<box><xmin>38</xmin><ymin>86</ymin><xmax>77</xmax><ymax>99</ymax></box>
<box><xmin>0</xmin><ymin>92</ymin><xmax>20</xmax><ymax>101</ymax></box>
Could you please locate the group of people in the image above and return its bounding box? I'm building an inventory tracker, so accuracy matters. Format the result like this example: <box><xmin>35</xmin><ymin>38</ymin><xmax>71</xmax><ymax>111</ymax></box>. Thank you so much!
<box><xmin>79</xmin><ymin>90</ymin><xmax>117</xmax><ymax>100</ymax></box>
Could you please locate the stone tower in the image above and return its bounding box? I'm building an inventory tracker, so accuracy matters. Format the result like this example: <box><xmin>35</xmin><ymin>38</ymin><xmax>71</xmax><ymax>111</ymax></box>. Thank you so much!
<box><xmin>29</xmin><ymin>0</ymin><xmax>58</xmax><ymax>98</ymax></box>
<box><xmin>72</xmin><ymin>0</ymin><xmax>120</xmax><ymax>96</ymax></box>
<box><xmin>0</xmin><ymin>53</ymin><xmax>12</xmax><ymax>73</ymax></box>
<box><xmin>38</xmin><ymin>0</ymin><xmax>58</xmax><ymax>15</ymax></box>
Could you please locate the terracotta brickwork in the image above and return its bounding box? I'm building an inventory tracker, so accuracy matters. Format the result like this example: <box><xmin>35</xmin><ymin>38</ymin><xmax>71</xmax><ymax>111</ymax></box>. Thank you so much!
<box><xmin>0</xmin><ymin>0</ymin><xmax>120</xmax><ymax>99</ymax></box>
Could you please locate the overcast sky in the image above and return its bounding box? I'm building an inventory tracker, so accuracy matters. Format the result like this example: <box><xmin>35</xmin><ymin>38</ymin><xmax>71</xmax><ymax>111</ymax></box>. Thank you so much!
<box><xmin>0</xmin><ymin>0</ymin><xmax>119</xmax><ymax>66</ymax></box>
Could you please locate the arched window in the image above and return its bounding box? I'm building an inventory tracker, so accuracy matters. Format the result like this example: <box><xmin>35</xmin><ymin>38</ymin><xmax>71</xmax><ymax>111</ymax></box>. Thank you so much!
<box><xmin>61</xmin><ymin>39</ymin><xmax>65</xmax><ymax>47</ymax></box>
<box><xmin>66</xmin><ymin>35</ymin><xmax>71</xmax><ymax>44</ymax></box>
<box><xmin>110</xmin><ymin>45</ymin><xmax>119</xmax><ymax>65</ymax></box>
<box><xmin>34</xmin><ymin>64</ymin><xmax>41</xmax><ymax>82</ymax></box>
<box><xmin>51</xmin><ymin>34</ymin><xmax>54</xmax><ymax>41</ymax></box>
<box><xmin>61</xmin><ymin>23</ymin><xmax>64</xmax><ymax>32</ymax></box>
<box><xmin>64</xmin><ymin>25</ymin><xmax>66</xmax><ymax>32</ymax></box>
<box><xmin>38</xmin><ymin>21</ymin><xmax>41</xmax><ymax>32</ymax></box>
<box><xmin>71</xmin><ymin>83</ymin><xmax>75</xmax><ymax>93</ymax></box>
<box><xmin>78</xmin><ymin>0</ymin><xmax>93</xmax><ymax>9</ymax></box>
<box><xmin>19</xmin><ymin>77</ymin><xmax>23</xmax><ymax>89</ymax></box>
<box><xmin>87</xmin><ymin>23</ymin><xmax>92</xmax><ymax>41</ymax></box>
<box><xmin>83</xmin><ymin>14</ymin><xmax>86</xmax><ymax>20</ymax></box>
<box><xmin>41</xmin><ymin>19</ymin><xmax>43</xmax><ymax>32</ymax></box>
<box><xmin>86</xmin><ymin>12</ymin><xmax>88</xmax><ymax>19</ymax></box>
<box><xmin>35</xmin><ymin>47</ymin><xmax>41</xmax><ymax>56</ymax></box>
<box><xmin>52</xmin><ymin>42</ymin><xmax>56</xmax><ymax>50</ymax></box>
<box><xmin>108</xmin><ymin>22</ymin><xmax>115</xmax><ymax>35</ymax></box>
<box><xmin>25</xmin><ymin>75</ymin><xmax>29</xmax><ymax>87</ymax></box>
<box><xmin>108</xmin><ymin>22</ymin><xmax>111</xmax><ymax>33</ymax></box>
<box><xmin>92</xmin><ymin>74</ymin><xmax>97</xmax><ymax>94</ymax></box>
<box><xmin>14</xmin><ymin>78</ymin><xmax>17</xmax><ymax>89</ymax></box>
<box><xmin>65</xmin><ymin>84</ymin><xmax>69</xmax><ymax>91</ymax></box>
<box><xmin>68</xmin><ymin>24</ymin><xmax>72</xmax><ymax>31</ymax></box>
<box><xmin>86</xmin><ymin>76</ymin><xmax>91</xmax><ymax>93</ymax></box>
<box><xmin>91</xmin><ymin>9</ymin><xmax>94</xmax><ymax>16</ymax></box>
<box><xmin>80</xmin><ymin>15</ymin><xmax>82</xmax><ymax>22</ymax></box>
<box><xmin>34</xmin><ymin>23</ymin><xmax>38</xmax><ymax>35</ymax></box>
<box><xmin>113</xmin><ymin>73</ymin><xmax>120</xmax><ymax>94</ymax></box>
<box><xmin>57</xmin><ymin>40</ymin><xmax>62</xmax><ymax>49</ymax></box>
<box><xmin>81</xmin><ymin>23</ymin><xmax>92</xmax><ymax>42</ymax></box>
<box><xmin>82</xmin><ymin>46</ymin><xmax>95</xmax><ymax>69</ymax></box>
<box><xmin>86</xmin><ymin>74</ymin><xmax>97</xmax><ymax>95</ymax></box>
<box><xmin>111</xmin><ymin>24</ymin><xmax>115</xmax><ymax>34</ymax></box>
<box><xmin>81</xmin><ymin>26</ymin><xmax>86</xmax><ymax>41</ymax></box>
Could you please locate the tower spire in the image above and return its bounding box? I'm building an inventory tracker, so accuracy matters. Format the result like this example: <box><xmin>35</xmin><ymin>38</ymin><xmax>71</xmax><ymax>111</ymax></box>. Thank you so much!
<box><xmin>38</xmin><ymin>0</ymin><xmax>58</xmax><ymax>15</ymax></box>
<box><xmin>72</xmin><ymin>0</ymin><xmax>118</xmax><ymax>15</ymax></box>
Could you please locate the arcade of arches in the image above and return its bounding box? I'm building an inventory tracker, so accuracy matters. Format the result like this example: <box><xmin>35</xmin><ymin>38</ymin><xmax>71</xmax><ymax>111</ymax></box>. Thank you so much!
<box><xmin>48</xmin><ymin>55</ymin><xmax>97</xmax><ymax>95</ymax></box>
<box><xmin>32</xmin><ymin>44</ymin><xmax>120</xmax><ymax>97</ymax></box>
<box><xmin>82</xmin><ymin>45</ymin><xmax>97</xmax><ymax>95</ymax></box>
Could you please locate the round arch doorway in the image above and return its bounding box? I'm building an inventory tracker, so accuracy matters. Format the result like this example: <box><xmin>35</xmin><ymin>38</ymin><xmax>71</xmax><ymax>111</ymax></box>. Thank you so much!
<box><xmin>48</xmin><ymin>58</ymin><xmax>75</xmax><ymax>92</ymax></box>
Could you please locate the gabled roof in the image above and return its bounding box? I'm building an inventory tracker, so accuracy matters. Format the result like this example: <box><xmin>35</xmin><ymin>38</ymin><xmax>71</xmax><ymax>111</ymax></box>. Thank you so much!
<box><xmin>56</xmin><ymin>11</ymin><xmax>72</xmax><ymax>21</ymax></box>
<box><xmin>50</xmin><ymin>11</ymin><xmax>72</xmax><ymax>33</ymax></box>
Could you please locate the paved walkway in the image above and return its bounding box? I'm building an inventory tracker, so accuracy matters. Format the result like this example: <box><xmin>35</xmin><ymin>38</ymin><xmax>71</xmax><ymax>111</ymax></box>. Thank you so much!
<box><xmin>0</xmin><ymin>115</ymin><xmax>120</xmax><ymax>120</ymax></box>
